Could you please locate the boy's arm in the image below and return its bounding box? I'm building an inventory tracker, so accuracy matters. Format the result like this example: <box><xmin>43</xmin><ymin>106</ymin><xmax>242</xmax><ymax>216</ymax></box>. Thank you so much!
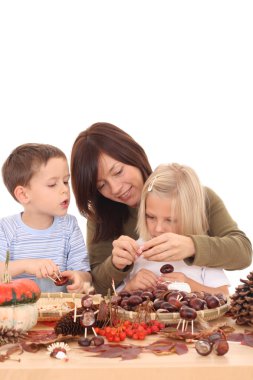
<box><xmin>0</xmin><ymin>259</ymin><xmax>59</xmax><ymax>278</ymax></box>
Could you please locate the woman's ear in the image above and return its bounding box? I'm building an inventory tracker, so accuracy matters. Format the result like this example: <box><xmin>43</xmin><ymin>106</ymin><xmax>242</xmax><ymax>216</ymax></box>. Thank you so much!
<box><xmin>14</xmin><ymin>186</ymin><xmax>30</xmax><ymax>204</ymax></box>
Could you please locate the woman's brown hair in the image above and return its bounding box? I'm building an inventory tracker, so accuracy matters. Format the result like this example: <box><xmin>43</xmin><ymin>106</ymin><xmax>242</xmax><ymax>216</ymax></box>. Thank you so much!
<box><xmin>71</xmin><ymin>122</ymin><xmax>152</xmax><ymax>242</ymax></box>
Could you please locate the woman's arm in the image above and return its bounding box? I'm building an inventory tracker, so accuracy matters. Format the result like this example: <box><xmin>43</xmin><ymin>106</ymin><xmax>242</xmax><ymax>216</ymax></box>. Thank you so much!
<box><xmin>186</xmin><ymin>187</ymin><xmax>252</xmax><ymax>270</ymax></box>
<box><xmin>87</xmin><ymin>217</ymin><xmax>138</xmax><ymax>295</ymax></box>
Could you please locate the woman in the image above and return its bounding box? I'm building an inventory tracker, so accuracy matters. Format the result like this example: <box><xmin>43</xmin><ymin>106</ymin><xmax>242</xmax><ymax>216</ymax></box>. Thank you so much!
<box><xmin>71</xmin><ymin>122</ymin><xmax>252</xmax><ymax>295</ymax></box>
<box><xmin>118</xmin><ymin>163</ymin><xmax>230</xmax><ymax>295</ymax></box>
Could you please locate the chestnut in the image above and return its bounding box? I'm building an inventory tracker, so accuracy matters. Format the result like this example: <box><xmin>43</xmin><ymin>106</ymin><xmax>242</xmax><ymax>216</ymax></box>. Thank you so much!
<box><xmin>160</xmin><ymin>301</ymin><xmax>177</xmax><ymax>312</ymax></box>
<box><xmin>167</xmin><ymin>297</ymin><xmax>182</xmax><ymax>310</ymax></box>
<box><xmin>80</xmin><ymin>310</ymin><xmax>96</xmax><ymax>327</ymax></box>
<box><xmin>208</xmin><ymin>331</ymin><xmax>224</xmax><ymax>346</ymax></box>
<box><xmin>141</xmin><ymin>291</ymin><xmax>154</xmax><ymax>301</ymax></box>
<box><xmin>127</xmin><ymin>295</ymin><xmax>143</xmax><ymax>306</ymax></box>
<box><xmin>189</xmin><ymin>297</ymin><xmax>206</xmax><ymax>311</ymax></box>
<box><xmin>153</xmin><ymin>299</ymin><xmax>164</xmax><ymax>310</ymax></box>
<box><xmin>160</xmin><ymin>264</ymin><xmax>174</xmax><ymax>274</ymax></box>
<box><xmin>213</xmin><ymin>339</ymin><xmax>229</xmax><ymax>356</ymax></box>
<box><xmin>205</xmin><ymin>295</ymin><xmax>220</xmax><ymax>309</ymax></box>
<box><xmin>81</xmin><ymin>296</ymin><xmax>93</xmax><ymax>308</ymax></box>
<box><xmin>91</xmin><ymin>336</ymin><xmax>105</xmax><ymax>346</ymax></box>
<box><xmin>54</xmin><ymin>276</ymin><xmax>69</xmax><ymax>286</ymax></box>
<box><xmin>195</xmin><ymin>339</ymin><xmax>212</xmax><ymax>356</ymax></box>
<box><xmin>78</xmin><ymin>337</ymin><xmax>91</xmax><ymax>346</ymax></box>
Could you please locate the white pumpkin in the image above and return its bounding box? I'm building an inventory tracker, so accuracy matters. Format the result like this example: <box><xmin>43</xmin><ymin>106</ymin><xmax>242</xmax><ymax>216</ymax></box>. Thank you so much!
<box><xmin>0</xmin><ymin>302</ymin><xmax>38</xmax><ymax>331</ymax></box>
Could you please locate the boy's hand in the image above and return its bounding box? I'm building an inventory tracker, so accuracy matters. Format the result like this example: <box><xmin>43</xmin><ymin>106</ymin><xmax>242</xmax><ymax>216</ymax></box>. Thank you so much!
<box><xmin>25</xmin><ymin>259</ymin><xmax>59</xmax><ymax>278</ymax></box>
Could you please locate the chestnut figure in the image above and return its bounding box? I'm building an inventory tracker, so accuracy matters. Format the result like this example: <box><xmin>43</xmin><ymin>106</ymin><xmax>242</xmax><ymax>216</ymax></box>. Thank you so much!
<box><xmin>213</xmin><ymin>339</ymin><xmax>229</xmax><ymax>356</ymax></box>
<box><xmin>195</xmin><ymin>339</ymin><xmax>213</xmax><ymax>356</ymax></box>
<box><xmin>178</xmin><ymin>306</ymin><xmax>197</xmax><ymax>333</ymax></box>
<box><xmin>179</xmin><ymin>306</ymin><xmax>197</xmax><ymax>321</ymax></box>
<box><xmin>160</xmin><ymin>264</ymin><xmax>174</xmax><ymax>274</ymax></box>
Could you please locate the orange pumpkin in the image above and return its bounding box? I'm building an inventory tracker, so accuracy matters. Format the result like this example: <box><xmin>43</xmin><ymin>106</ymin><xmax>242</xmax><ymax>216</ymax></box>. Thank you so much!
<box><xmin>0</xmin><ymin>278</ymin><xmax>41</xmax><ymax>306</ymax></box>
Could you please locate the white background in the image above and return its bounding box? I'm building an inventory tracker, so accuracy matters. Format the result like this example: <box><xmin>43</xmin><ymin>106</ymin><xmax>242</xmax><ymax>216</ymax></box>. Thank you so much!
<box><xmin>0</xmin><ymin>1</ymin><xmax>252</xmax><ymax>293</ymax></box>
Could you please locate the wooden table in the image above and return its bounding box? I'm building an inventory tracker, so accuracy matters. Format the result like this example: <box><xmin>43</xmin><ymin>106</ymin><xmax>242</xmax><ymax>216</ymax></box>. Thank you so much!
<box><xmin>0</xmin><ymin>318</ymin><xmax>252</xmax><ymax>380</ymax></box>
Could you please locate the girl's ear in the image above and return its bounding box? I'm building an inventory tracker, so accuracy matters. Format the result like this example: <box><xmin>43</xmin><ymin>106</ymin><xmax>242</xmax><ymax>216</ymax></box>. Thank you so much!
<box><xmin>14</xmin><ymin>186</ymin><xmax>30</xmax><ymax>204</ymax></box>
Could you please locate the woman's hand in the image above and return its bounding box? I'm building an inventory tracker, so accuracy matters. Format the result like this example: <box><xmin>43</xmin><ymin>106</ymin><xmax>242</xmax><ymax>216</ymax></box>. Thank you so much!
<box><xmin>112</xmin><ymin>235</ymin><xmax>139</xmax><ymax>270</ymax></box>
<box><xmin>139</xmin><ymin>233</ymin><xmax>195</xmax><ymax>262</ymax></box>
<box><xmin>124</xmin><ymin>269</ymin><xmax>158</xmax><ymax>292</ymax></box>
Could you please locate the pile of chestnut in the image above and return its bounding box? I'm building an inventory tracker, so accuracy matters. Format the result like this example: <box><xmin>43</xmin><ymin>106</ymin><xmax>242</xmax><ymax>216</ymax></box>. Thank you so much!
<box><xmin>116</xmin><ymin>284</ymin><xmax>227</xmax><ymax>314</ymax></box>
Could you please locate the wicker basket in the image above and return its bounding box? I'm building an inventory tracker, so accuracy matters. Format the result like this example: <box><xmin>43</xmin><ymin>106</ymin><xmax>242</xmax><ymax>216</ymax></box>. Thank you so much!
<box><xmin>37</xmin><ymin>292</ymin><xmax>102</xmax><ymax>321</ymax></box>
<box><xmin>117</xmin><ymin>301</ymin><xmax>230</xmax><ymax>325</ymax></box>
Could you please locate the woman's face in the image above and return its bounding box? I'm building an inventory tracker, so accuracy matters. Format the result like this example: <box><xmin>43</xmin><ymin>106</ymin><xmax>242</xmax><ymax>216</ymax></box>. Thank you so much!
<box><xmin>97</xmin><ymin>153</ymin><xmax>144</xmax><ymax>207</ymax></box>
<box><xmin>145</xmin><ymin>193</ymin><xmax>180</xmax><ymax>237</ymax></box>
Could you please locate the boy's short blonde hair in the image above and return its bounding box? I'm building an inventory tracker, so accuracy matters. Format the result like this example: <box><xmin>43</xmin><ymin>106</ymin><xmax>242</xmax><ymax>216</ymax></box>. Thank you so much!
<box><xmin>137</xmin><ymin>163</ymin><xmax>209</xmax><ymax>240</ymax></box>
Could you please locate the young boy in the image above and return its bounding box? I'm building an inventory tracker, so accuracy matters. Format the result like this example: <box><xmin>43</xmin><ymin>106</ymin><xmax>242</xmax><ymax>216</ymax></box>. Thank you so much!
<box><xmin>0</xmin><ymin>143</ymin><xmax>91</xmax><ymax>293</ymax></box>
<box><xmin>118</xmin><ymin>163</ymin><xmax>230</xmax><ymax>295</ymax></box>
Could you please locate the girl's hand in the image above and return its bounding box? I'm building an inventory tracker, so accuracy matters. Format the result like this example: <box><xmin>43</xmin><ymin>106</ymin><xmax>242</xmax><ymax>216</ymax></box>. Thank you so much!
<box><xmin>124</xmin><ymin>269</ymin><xmax>158</xmax><ymax>292</ymax></box>
<box><xmin>139</xmin><ymin>233</ymin><xmax>195</xmax><ymax>262</ymax></box>
<box><xmin>159</xmin><ymin>271</ymin><xmax>187</xmax><ymax>283</ymax></box>
<box><xmin>112</xmin><ymin>235</ymin><xmax>139</xmax><ymax>270</ymax></box>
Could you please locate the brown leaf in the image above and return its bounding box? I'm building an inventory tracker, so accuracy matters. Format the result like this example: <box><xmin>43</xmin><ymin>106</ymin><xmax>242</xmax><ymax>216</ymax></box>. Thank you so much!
<box><xmin>145</xmin><ymin>339</ymin><xmax>188</xmax><ymax>355</ymax></box>
<box><xmin>26</xmin><ymin>330</ymin><xmax>58</xmax><ymax>344</ymax></box>
<box><xmin>227</xmin><ymin>333</ymin><xmax>245</xmax><ymax>342</ymax></box>
<box><xmin>81</xmin><ymin>343</ymin><xmax>142</xmax><ymax>360</ymax></box>
<box><xmin>227</xmin><ymin>332</ymin><xmax>253</xmax><ymax>348</ymax></box>
<box><xmin>0</xmin><ymin>354</ymin><xmax>8</xmax><ymax>362</ymax></box>
<box><xmin>241</xmin><ymin>334</ymin><xmax>253</xmax><ymax>348</ymax></box>
<box><xmin>6</xmin><ymin>344</ymin><xmax>23</xmax><ymax>356</ymax></box>
<box><xmin>174</xmin><ymin>342</ymin><xmax>189</xmax><ymax>355</ymax></box>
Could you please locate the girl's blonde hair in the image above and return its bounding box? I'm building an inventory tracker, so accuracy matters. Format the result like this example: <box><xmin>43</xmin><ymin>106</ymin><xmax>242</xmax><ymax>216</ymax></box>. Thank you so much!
<box><xmin>137</xmin><ymin>163</ymin><xmax>209</xmax><ymax>240</ymax></box>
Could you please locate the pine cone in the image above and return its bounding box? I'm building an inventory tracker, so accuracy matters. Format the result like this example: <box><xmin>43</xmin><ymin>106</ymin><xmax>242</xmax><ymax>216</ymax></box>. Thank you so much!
<box><xmin>230</xmin><ymin>271</ymin><xmax>253</xmax><ymax>326</ymax></box>
<box><xmin>54</xmin><ymin>307</ymin><xmax>86</xmax><ymax>336</ymax></box>
<box><xmin>0</xmin><ymin>326</ymin><xmax>27</xmax><ymax>346</ymax></box>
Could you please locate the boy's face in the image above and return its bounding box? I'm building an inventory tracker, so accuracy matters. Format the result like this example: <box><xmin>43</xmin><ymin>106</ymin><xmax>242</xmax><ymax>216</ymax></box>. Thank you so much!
<box><xmin>24</xmin><ymin>157</ymin><xmax>70</xmax><ymax>217</ymax></box>
<box><xmin>145</xmin><ymin>193</ymin><xmax>180</xmax><ymax>237</ymax></box>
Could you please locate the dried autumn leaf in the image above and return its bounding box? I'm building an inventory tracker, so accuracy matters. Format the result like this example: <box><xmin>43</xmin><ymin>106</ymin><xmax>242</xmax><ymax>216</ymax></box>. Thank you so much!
<box><xmin>26</xmin><ymin>330</ymin><xmax>58</xmax><ymax>343</ymax></box>
<box><xmin>0</xmin><ymin>343</ymin><xmax>22</xmax><ymax>363</ymax></box>
<box><xmin>145</xmin><ymin>339</ymin><xmax>188</xmax><ymax>355</ymax></box>
<box><xmin>6</xmin><ymin>344</ymin><xmax>23</xmax><ymax>356</ymax></box>
<box><xmin>242</xmin><ymin>334</ymin><xmax>253</xmax><ymax>347</ymax></box>
<box><xmin>227</xmin><ymin>332</ymin><xmax>253</xmax><ymax>348</ymax></box>
<box><xmin>80</xmin><ymin>343</ymin><xmax>142</xmax><ymax>360</ymax></box>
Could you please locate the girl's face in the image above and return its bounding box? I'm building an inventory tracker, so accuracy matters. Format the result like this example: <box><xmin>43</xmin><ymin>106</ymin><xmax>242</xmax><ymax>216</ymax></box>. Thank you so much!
<box><xmin>145</xmin><ymin>192</ymin><xmax>180</xmax><ymax>237</ymax></box>
<box><xmin>97</xmin><ymin>152</ymin><xmax>144</xmax><ymax>208</ymax></box>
